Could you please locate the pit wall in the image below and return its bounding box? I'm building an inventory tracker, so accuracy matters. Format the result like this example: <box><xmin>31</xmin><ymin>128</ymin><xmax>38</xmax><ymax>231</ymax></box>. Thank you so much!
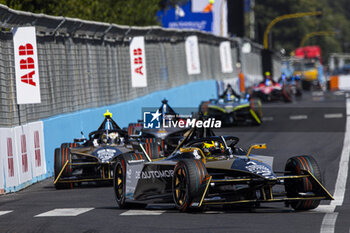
<box><xmin>42</xmin><ymin>80</ymin><xmax>217</xmax><ymax>177</ymax></box>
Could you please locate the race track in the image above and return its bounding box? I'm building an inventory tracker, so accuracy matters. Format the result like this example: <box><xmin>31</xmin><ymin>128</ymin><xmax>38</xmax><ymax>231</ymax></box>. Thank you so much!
<box><xmin>0</xmin><ymin>91</ymin><xmax>349</xmax><ymax>233</ymax></box>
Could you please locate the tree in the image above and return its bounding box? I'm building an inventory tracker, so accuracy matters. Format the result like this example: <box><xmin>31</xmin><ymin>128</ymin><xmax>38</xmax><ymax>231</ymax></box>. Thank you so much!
<box><xmin>254</xmin><ymin>0</ymin><xmax>350</xmax><ymax>61</ymax></box>
<box><xmin>0</xmin><ymin>0</ymin><xmax>186</xmax><ymax>26</ymax></box>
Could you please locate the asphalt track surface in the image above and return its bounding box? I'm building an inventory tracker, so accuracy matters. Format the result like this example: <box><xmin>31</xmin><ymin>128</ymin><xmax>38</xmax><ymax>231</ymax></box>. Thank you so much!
<box><xmin>0</xmin><ymin>91</ymin><xmax>349</xmax><ymax>233</ymax></box>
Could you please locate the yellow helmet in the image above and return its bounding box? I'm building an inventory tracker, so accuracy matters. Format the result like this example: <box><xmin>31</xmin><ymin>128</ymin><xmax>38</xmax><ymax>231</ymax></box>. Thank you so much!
<box><xmin>203</xmin><ymin>141</ymin><xmax>224</xmax><ymax>156</ymax></box>
<box><xmin>265</xmin><ymin>71</ymin><xmax>271</xmax><ymax>76</ymax></box>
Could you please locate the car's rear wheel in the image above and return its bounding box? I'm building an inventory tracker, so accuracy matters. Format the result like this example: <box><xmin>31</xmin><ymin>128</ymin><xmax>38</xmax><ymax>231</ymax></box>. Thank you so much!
<box><xmin>172</xmin><ymin>159</ymin><xmax>208</xmax><ymax>212</ymax></box>
<box><xmin>284</xmin><ymin>155</ymin><xmax>322</xmax><ymax>210</ymax></box>
<box><xmin>54</xmin><ymin>143</ymin><xmax>73</xmax><ymax>189</ymax></box>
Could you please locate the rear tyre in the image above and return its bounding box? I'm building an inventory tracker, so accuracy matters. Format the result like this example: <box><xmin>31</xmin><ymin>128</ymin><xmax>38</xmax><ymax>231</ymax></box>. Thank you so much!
<box><xmin>54</xmin><ymin>143</ymin><xmax>73</xmax><ymax>189</ymax></box>
<box><xmin>172</xmin><ymin>159</ymin><xmax>208</xmax><ymax>212</ymax></box>
<box><xmin>113</xmin><ymin>157</ymin><xmax>129</xmax><ymax>209</ymax></box>
<box><xmin>282</xmin><ymin>88</ymin><xmax>292</xmax><ymax>102</ymax></box>
<box><xmin>284</xmin><ymin>155</ymin><xmax>322</xmax><ymax>210</ymax></box>
<box><xmin>198</xmin><ymin>101</ymin><xmax>209</xmax><ymax>115</ymax></box>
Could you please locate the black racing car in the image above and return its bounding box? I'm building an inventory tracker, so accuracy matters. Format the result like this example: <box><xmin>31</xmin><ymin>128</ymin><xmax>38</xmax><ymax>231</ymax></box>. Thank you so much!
<box><xmin>113</xmin><ymin>126</ymin><xmax>333</xmax><ymax>212</ymax></box>
<box><xmin>199</xmin><ymin>84</ymin><xmax>262</xmax><ymax>126</ymax></box>
<box><xmin>127</xmin><ymin>99</ymin><xmax>189</xmax><ymax>158</ymax></box>
<box><xmin>53</xmin><ymin>110</ymin><xmax>131</xmax><ymax>189</ymax></box>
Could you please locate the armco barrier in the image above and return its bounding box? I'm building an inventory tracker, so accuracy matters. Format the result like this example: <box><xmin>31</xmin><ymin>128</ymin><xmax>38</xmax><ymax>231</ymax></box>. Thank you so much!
<box><xmin>43</xmin><ymin>80</ymin><xmax>217</xmax><ymax>176</ymax></box>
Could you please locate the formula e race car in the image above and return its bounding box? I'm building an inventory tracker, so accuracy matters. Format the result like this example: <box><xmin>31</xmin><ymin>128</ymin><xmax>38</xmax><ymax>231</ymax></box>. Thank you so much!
<box><xmin>54</xmin><ymin>110</ymin><xmax>131</xmax><ymax>189</ymax></box>
<box><xmin>199</xmin><ymin>84</ymin><xmax>262</xmax><ymax>126</ymax></box>
<box><xmin>252</xmin><ymin>77</ymin><xmax>292</xmax><ymax>102</ymax></box>
<box><xmin>113</xmin><ymin>126</ymin><xmax>333</xmax><ymax>212</ymax></box>
<box><xmin>279</xmin><ymin>74</ymin><xmax>302</xmax><ymax>98</ymax></box>
<box><xmin>127</xmin><ymin>99</ymin><xmax>189</xmax><ymax>157</ymax></box>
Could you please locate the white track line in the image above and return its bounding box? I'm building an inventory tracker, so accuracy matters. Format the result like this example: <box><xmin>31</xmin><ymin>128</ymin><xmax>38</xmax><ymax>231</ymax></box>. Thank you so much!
<box><xmin>333</xmin><ymin>91</ymin><xmax>344</xmax><ymax>96</ymax></box>
<box><xmin>324</xmin><ymin>113</ymin><xmax>344</xmax><ymax>119</ymax></box>
<box><xmin>0</xmin><ymin>210</ymin><xmax>13</xmax><ymax>216</ymax></box>
<box><xmin>121</xmin><ymin>210</ymin><xmax>165</xmax><ymax>216</ymax></box>
<box><xmin>313</xmin><ymin>91</ymin><xmax>324</xmax><ymax>97</ymax></box>
<box><xmin>320</xmin><ymin>213</ymin><xmax>338</xmax><ymax>233</ymax></box>
<box><xmin>262</xmin><ymin>116</ymin><xmax>274</xmax><ymax>121</ymax></box>
<box><xmin>289</xmin><ymin>115</ymin><xmax>308</xmax><ymax>120</ymax></box>
<box><xmin>35</xmin><ymin>208</ymin><xmax>94</xmax><ymax>217</ymax></box>
<box><xmin>331</xmin><ymin>99</ymin><xmax>350</xmax><ymax>206</ymax></box>
<box><xmin>320</xmin><ymin>98</ymin><xmax>350</xmax><ymax>233</ymax></box>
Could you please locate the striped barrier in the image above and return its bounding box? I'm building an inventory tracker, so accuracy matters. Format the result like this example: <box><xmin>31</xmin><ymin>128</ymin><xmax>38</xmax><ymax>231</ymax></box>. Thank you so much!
<box><xmin>330</xmin><ymin>75</ymin><xmax>350</xmax><ymax>90</ymax></box>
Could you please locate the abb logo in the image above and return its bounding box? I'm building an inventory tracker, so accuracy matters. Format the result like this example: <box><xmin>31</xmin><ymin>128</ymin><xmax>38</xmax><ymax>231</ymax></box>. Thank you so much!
<box><xmin>133</xmin><ymin>48</ymin><xmax>143</xmax><ymax>75</ymax></box>
<box><xmin>20</xmin><ymin>134</ymin><xmax>29</xmax><ymax>173</ymax></box>
<box><xmin>34</xmin><ymin>131</ymin><xmax>41</xmax><ymax>167</ymax></box>
<box><xmin>7</xmin><ymin>138</ymin><xmax>14</xmax><ymax>177</ymax></box>
<box><xmin>18</xmin><ymin>43</ymin><xmax>36</xmax><ymax>86</ymax></box>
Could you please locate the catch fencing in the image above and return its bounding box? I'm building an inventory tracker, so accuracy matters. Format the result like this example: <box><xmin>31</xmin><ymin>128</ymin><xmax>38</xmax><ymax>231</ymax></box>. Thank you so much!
<box><xmin>0</xmin><ymin>4</ymin><xmax>281</xmax><ymax>128</ymax></box>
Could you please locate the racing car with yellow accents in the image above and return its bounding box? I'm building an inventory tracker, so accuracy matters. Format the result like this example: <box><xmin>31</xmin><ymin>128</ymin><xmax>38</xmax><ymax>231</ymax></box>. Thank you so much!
<box><xmin>199</xmin><ymin>84</ymin><xmax>262</xmax><ymax>126</ymax></box>
<box><xmin>53</xmin><ymin>110</ymin><xmax>132</xmax><ymax>189</ymax></box>
<box><xmin>113</xmin><ymin>126</ymin><xmax>333</xmax><ymax>212</ymax></box>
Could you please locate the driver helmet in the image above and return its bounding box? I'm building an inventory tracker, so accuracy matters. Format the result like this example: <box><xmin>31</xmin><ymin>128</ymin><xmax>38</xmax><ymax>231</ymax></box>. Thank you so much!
<box><xmin>109</xmin><ymin>132</ymin><xmax>119</xmax><ymax>144</ymax></box>
<box><xmin>202</xmin><ymin>141</ymin><xmax>224</xmax><ymax>156</ymax></box>
<box><xmin>102</xmin><ymin>132</ymin><xmax>119</xmax><ymax>144</ymax></box>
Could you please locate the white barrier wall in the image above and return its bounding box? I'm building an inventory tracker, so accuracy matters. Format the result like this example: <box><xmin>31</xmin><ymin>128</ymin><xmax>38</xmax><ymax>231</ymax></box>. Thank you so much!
<box><xmin>0</xmin><ymin>128</ymin><xmax>19</xmax><ymax>192</ymax></box>
<box><xmin>0</xmin><ymin>131</ymin><xmax>4</xmax><ymax>193</ymax></box>
<box><xmin>0</xmin><ymin>121</ymin><xmax>46</xmax><ymax>193</ymax></box>
<box><xmin>338</xmin><ymin>75</ymin><xmax>350</xmax><ymax>90</ymax></box>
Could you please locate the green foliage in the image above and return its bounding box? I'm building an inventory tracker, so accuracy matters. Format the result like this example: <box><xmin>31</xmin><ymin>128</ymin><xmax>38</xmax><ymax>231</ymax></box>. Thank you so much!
<box><xmin>0</xmin><ymin>0</ymin><xmax>183</xmax><ymax>26</ymax></box>
<box><xmin>255</xmin><ymin>0</ymin><xmax>350</xmax><ymax>61</ymax></box>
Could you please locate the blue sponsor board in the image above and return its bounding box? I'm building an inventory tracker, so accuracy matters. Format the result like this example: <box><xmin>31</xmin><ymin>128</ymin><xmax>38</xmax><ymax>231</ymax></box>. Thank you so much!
<box><xmin>143</xmin><ymin>110</ymin><xmax>162</xmax><ymax>129</ymax></box>
<box><xmin>157</xmin><ymin>1</ymin><xmax>213</xmax><ymax>32</ymax></box>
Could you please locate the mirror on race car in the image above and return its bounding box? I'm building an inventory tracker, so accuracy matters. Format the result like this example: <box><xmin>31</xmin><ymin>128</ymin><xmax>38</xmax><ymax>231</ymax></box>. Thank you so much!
<box><xmin>246</xmin><ymin>143</ymin><xmax>267</xmax><ymax>159</ymax></box>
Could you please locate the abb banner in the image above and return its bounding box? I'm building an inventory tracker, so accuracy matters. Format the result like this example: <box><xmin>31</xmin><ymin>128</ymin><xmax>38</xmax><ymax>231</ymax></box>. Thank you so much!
<box><xmin>130</xmin><ymin>36</ymin><xmax>147</xmax><ymax>87</ymax></box>
<box><xmin>0</xmin><ymin>129</ymin><xmax>5</xmax><ymax>193</ymax></box>
<box><xmin>219</xmin><ymin>41</ymin><xmax>233</xmax><ymax>73</ymax></box>
<box><xmin>27</xmin><ymin>122</ymin><xmax>46</xmax><ymax>178</ymax></box>
<box><xmin>0</xmin><ymin>128</ymin><xmax>19</xmax><ymax>190</ymax></box>
<box><xmin>0</xmin><ymin>121</ymin><xmax>46</xmax><ymax>192</ymax></box>
<box><xmin>12</xmin><ymin>26</ymin><xmax>41</xmax><ymax>104</ymax></box>
<box><xmin>185</xmin><ymin>36</ymin><xmax>201</xmax><ymax>75</ymax></box>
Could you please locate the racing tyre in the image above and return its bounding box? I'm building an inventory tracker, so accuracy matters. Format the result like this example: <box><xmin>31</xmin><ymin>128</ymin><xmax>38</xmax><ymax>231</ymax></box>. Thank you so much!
<box><xmin>114</xmin><ymin>157</ymin><xmax>129</xmax><ymax>209</ymax></box>
<box><xmin>172</xmin><ymin>159</ymin><xmax>208</xmax><ymax>212</ymax></box>
<box><xmin>284</xmin><ymin>155</ymin><xmax>322</xmax><ymax>210</ymax></box>
<box><xmin>198</xmin><ymin>101</ymin><xmax>209</xmax><ymax>115</ymax></box>
<box><xmin>54</xmin><ymin>143</ymin><xmax>73</xmax><ymax>189</ymax></box>
<box><xmin>282</xmin><ymin>89</ymin><xmax>292</xmax><ymax>102</ymax></box>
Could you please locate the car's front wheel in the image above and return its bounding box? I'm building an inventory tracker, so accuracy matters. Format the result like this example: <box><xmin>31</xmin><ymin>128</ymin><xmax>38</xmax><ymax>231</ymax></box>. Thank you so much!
<box><xmin>113</xmin><ymin>158</ymin><xmax>128</xmax><ymax>209</ymax></box>
<box><xmin>172</xmin><ymin>159</ymin><xmax>208</xmax><ymax>212</ymax></box>
<box><xmin>284</xmin><ymin>155</ymin><xmax>322</xmax><ymax>210</ymax></box>
<box><xmin>54</xmin><ymin>144</ymin><xmax>72</xmax><ymax>189</ymax></box>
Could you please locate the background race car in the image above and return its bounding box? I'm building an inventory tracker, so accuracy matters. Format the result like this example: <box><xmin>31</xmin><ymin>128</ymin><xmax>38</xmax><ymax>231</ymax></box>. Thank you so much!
<box><xmin>279</xmin><ymin>74</ymin><xmax>303</xmax><ymax>99</ymax></box>
<box><xmin>199</xmin><ymin>84</ymin><xmax>262</xmax><ymax>126</ymax></box>
<box><xmin>252</xmin><ymin>76</ymin><xmax>292</xmax><ymax>102</ymax></box>
<box><xmin>113</xmin><ymin>126</ymin><xmax>333</xmax><ymax>212</ymax></box>
<box><xmin>54</xmin><ymin>110</ymin><xmax>132</xmax><ymax>189</ymax></box>
<box><xmin>127</xmin><ymin>99</ymin><xmax>189</xmax><ymax>158</ymax></box>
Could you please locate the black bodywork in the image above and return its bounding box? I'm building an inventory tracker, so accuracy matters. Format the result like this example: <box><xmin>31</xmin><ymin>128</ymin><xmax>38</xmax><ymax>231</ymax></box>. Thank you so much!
<box><xmin>127</xmin><ymin>99</ymin><xmax>189</xmax><ymax>158</ymax></box>
<box><xmin>199</xmin><ymin>85</ymin><xmax>262</xmax><ymax>126</ymax></box>
<box><xmin>113</xmin><ymin>126</ymin><xmax>333</xmax><ymax>211</ymax></box>
<box><xmin>53</xmin><ymin>111</ymin><xmax>131</xmax><ymax>189</ymax></box>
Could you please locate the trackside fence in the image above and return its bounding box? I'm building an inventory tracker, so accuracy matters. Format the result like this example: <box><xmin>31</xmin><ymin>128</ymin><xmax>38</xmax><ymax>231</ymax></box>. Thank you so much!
<box><xmin>0</xmin><ymin>4</ymin><xmax>281</xmax><ymax>193</ymax></box>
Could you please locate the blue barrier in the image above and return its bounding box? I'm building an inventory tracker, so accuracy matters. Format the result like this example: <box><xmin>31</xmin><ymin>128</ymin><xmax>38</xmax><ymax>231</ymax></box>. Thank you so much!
<box><xmin>43</xmin><ymin>80</ymin><xmax>217</xmax><ymax>176</ymax></box>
